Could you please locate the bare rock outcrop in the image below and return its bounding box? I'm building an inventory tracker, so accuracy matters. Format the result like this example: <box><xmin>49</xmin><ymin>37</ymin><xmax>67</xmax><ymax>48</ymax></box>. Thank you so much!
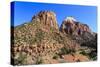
<box><xmin>60</xmin><ymin>16</ymin><xmax>91</xmax><ymax>35</ymax></box>
<box><xmin>32</xmin><ymin>11</ymin><xmax>59</xmax><ymax>31</ymax></box>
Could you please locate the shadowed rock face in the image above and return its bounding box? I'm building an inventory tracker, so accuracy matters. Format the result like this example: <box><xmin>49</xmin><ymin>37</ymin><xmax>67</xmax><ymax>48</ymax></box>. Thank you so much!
<box><xmin>60</xmin><ymin>17</ymin><xmax>91</xmax><ymax>35</ymax></box>
<box><xmin>32</xmin><ymin>11</ymin><xmax>59</xmax><ymax>30</ymax></box>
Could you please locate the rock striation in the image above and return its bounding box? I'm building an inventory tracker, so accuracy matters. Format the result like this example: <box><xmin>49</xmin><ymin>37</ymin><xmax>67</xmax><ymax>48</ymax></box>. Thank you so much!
<box><xmin>60</xmin><ymin>16</ymin><xmax>91</xmax><ymax>35</ymax></box>
<box><xmin>32</xmin><ymin>11</ymin><xmax>59</xmax><ymax>30</ymax></box>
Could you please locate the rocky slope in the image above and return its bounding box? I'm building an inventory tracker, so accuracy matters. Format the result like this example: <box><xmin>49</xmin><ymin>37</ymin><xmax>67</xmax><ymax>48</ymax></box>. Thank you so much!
<box><xmin>11</xmin><ymin>11</ymin><xmax>97</xmax><ymax>65</ymax></box>
<box><xmin>60</xmin><ymin>16</ymin><xmax>97</xmax><ymax>61</ymax></box>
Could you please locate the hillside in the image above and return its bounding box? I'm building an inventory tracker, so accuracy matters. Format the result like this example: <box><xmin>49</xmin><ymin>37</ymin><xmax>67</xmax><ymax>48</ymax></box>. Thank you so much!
<box><xmin>11</xmin><ymin>11</ymin><xmax>97</xmax><ymax>65</ymax></box>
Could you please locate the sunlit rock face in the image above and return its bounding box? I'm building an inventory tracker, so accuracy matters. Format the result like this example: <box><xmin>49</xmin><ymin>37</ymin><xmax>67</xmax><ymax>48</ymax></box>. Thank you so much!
<box><xmin>60</xmin><ymin>16</ymin><xmax>91</xmax><ymax>35</ymax></box>
<box><xmin>32</xmin><ymin>11</ymin><xmax>59</xmax><ymax>31</ymax></box>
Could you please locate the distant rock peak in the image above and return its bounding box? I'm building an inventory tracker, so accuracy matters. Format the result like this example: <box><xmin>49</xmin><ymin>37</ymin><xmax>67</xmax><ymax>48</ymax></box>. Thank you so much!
<box><xmin>60</xmin><ymin>16</ymin><xmax>91</xmax><ymax>35</ymax></box>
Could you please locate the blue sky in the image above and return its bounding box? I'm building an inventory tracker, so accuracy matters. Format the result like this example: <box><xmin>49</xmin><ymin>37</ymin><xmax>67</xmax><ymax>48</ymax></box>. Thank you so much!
<box><xmin>11</xmin><ymin>1</ymin><xmax>97</xmax><ymax>32</ymax></box>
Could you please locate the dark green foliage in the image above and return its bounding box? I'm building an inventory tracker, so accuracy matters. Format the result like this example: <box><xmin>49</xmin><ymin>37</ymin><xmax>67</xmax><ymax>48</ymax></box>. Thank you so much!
<box><xmin>79</xmin><ymin>50</ymin><xmax>97</xmax><ymax>61</ymax></box>
<box><xmin>52</xmin><ymin>33</ymin><xmax>65</xmax><ymax>44</ymax></box>
<box><xmin>59</xmin><ymin>47</ymin><xmax>75</xmax><ymax>56</ymax></box>
<box><xmin>35</xmin><ymin>29</ymin><xmax>45</xmax><ymax>42</ymax></box>
<box><xmin>88</xmin><ymin>51</ymin><xmax>97</xmax><ymax>61</ymax></box>
<box><xmin>36</xmin><ymin>59</ymin><xmax>43</xmax><ymax>64</ymax></box>
<box><xmin>79</xmin><ymin>50</ymin><xmax>87</xmax><ymax>55</ymax></box>
<box><xmin>92</xmin><ymin>56</ymin><xmax>97</xmax><ymax>61</ymax></box>
<box><xmin>53</xmin><ymin>54</ymin><xmax>59</xmax><ymax>59</ymax></box>
<box><xmin>33</xmin><ymin>29</ymin><xmax>45</xmax><ymax>44</ymax></box>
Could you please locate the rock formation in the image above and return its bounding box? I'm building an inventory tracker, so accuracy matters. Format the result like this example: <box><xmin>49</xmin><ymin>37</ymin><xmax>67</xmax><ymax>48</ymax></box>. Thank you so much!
<box><xmin>11</xmin><ymin>11</ymin><xmax>97</xmax><ymax>65</ymax></box>
<box><xmin>60</xmin><ymin>16</ymin><xmax>91</xmax><ymax>35</ymax></box>
<box><xmin>32</xmin><ymin>11</ymin><xmax>59</xmax><ymax>31</ymax></box>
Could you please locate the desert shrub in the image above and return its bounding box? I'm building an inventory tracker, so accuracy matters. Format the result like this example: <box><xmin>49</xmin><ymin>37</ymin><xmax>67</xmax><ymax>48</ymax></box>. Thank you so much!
<box><xmin>36</xmin><ymin>57</ymin><xmax>43</xmax><ymax>64</ymax></box>
<box><xmin>60</xmin><ymin>47</ymin><xmax>69</xmax><ymax>54</ymax></box>
<box><xmin>79</xmin><ymin>50</ymin><xmax>87</xmax><ymax>55</ymax></box>
<box><xmin>53</xmin><ymin>54</ymin><xmax>59</xmax><ymax>59</ymax></box>
<box><xmin>80</xmin><ymin>50</ymin><xmax>97</xmax><ymax>61</ymax></box>
<box><xmin>29</xmin><ymin>29</ymin><xmax>46</xmax><ymax>45</ymax></box>
<box><xmin>92</xmin><ymin>56</ymin><xmax>97</xmax><ymax>61</ymax></box>
<box><xmin>36</xmin><ymin>59</ymin><xmax>43</xmax><ymax>64</ymax></box>
<box><xmin>88</xmin><ymin>51</ymin><xmax>97</xmax><ymax>61</ymax></box>
<box><xmin>14</xmin><ymin>52</ymin><xmax>27</xmax><ymax>65</ymax></box>
<box><xmin>35</xmin><ymin>29</ymin><xmax>45</xmax><ymax>42</ymax></box>
<box><xmin>59</xmin><ymin>47</ymin><xmax>75</xmax><ymax>56</ymax></box>
<box><xmin>52</xmin><ymin>33</ymin><xmax>64</xmax><ymax>44</ymax></box>
<box><xmin>50</xmin><ymin>27</ymin><xmax>54</xmax><ymax>33</ymax></box>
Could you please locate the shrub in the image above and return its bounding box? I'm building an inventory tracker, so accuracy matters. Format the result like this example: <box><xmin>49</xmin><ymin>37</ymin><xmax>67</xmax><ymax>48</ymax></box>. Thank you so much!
<box><xmin>80</xmin><ymin>50</ymin><xmax>97</xmax><ymax>61</ymax></box>
<box><xmin>88</xmin><ymin>51</ymin><xmax>97</xmax><ymax>61</ymax></box>
<box><xmin>14</xmin><ymin>52</ymin><xmax>27</xmax><ymax>65</ymax></box>
<box><xmin>31</xmin><ymin>29</ymin><xmax>45</xmax><ymax>45</ymax></box>
<box><xmin>35</xmin><ymin>29</ymin><xmax>45</xmax><ymax>43</ymax></box>
<box><xmin>36</xmin><ymin>57</ymin><xmax>43</xmax><ymax>64</ymax></box>
<box><xmin>59</xmin><ymin>47</ymin><xmax>75</xmax><ymax>55</ymax></box>
<box><xmin>50</xmin><ymin>27</ymin><xmax>54</xmax><ymax>33</ymax></box>
<box><xmin>79</xmin><ymin>50</ymin><xmax>87</xmax><ymax>55</ymax></box>
<box><xmin>53</xmin><ymin>54</ymin><xmax>59</xmax><ymax>59</ymax></box>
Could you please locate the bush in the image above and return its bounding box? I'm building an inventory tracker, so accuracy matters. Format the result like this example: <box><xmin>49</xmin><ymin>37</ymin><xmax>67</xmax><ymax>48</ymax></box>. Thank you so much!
<box><xmin>14</xmin><ymin>52</ymin><xmax>27</xmax><ymax>65</ymax></box>
<box><xmin>36</xmin><ymin>57</ymin><xmax>43</xmax><ymax>64</ymax></box>
<box><xmin>88</xmin><ymin>51</ymin><xmax>97</xmax><ymax>61</ymax></box>
<box><xmin>53</xmin><ymin>54</ymin><xmax>59</xmax><ymax>59</ymax></box>
<box><xmin>59</xmin><ymin>47</ymin><xmax>75</xmax><ymax>55</ymax></box>
<box><xmin>35</xmin><ymin>29</ymin><xmax>45</xmax><ymax>43</ymax></box>
<box><xmin>79</xmin><ymin>50</ymin><xmax>87</xmax><ymax>55</ymax></box>
<box><xmin>80</xmin><ymin>50</ymin><xmax>97</xmax><ymax>61</ymax></box>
